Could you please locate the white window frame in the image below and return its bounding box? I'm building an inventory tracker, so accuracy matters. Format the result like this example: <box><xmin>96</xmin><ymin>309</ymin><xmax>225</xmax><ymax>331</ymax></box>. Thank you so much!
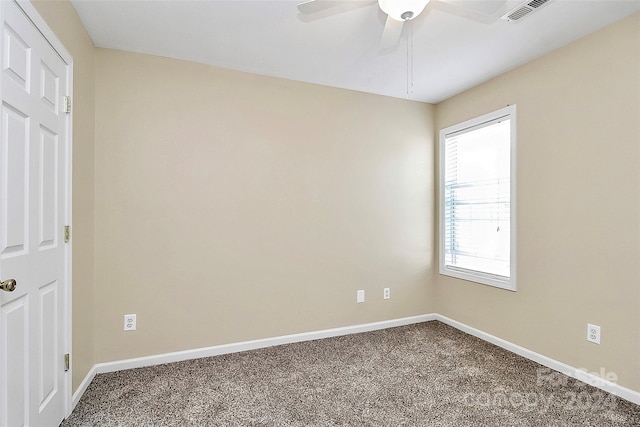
<box><xmin>439</xmin><ymin>105</ymin><xmax>517</xmax><ymax>291</ymax></box>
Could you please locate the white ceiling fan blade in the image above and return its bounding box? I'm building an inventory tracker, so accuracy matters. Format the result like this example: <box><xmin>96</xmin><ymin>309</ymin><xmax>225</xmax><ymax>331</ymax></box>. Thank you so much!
<box><xmin>297</xmin><ymin>1</ymin><xmax>343</xmax><ymax>14</ymax></box>
<box><xmin>433</xmin><ymin>0</ymin><xmax>509</xmax><ymax>24</ymax></box>
<box><xmin>297</xmin><ymin>0</ymin><xmax>377</xmax><ymax>22</ymax></box>
<box><xmin>379</xmin><ymin>15</ymin><xmax>405</xmax><ymax>50</ymax></box>
<box><xmin>297</xmin><ymin>0</ymin><xmax>376</xmax><ymax>14</ymax></box>
<box><xmin>443</xmin><ymin>0</ymin><xmax>508</xmax><ymax>16</ymax></box>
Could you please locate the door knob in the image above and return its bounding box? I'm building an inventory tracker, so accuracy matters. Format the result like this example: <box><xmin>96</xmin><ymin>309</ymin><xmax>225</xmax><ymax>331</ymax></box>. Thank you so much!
<box><xmin>0</xmin><ymin>279</ymin><xmax>16</xmax><ymax>292</ymax></box>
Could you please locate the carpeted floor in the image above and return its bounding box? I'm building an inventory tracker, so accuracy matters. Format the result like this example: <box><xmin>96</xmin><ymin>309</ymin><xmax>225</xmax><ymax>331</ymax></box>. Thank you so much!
<box><xmin>62</xmin><ymin>321</ymin><xmax>640</xmax><ymax>426</ymax></box>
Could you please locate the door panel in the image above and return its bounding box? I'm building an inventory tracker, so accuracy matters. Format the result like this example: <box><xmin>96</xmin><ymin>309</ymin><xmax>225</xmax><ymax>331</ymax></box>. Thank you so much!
<box><xmin>2</xmin><ymin>296</ymin><xmax>27</xmax><ymax>426</ymax></box>
<box><xmin>39</xmin><ymin>62</ymin><xmax>59</xmax><ymax>113</ymax></box>
<box><xmin>0</xmin><ymin>1</ymin><xmax>70</xmax><ymax>425</ymax></box>
<box><xmin>2</xmin><ymin>24</ymin><xmax>30</xmax><ymax>92</ymax></box>
<box><xmin>39</xmin><ymin>126</ymin><xmax>58</xmax><ymax>249</ymax></box>
<box><xmin>1</xmin><ymin>103</ymin><xmax>29</xmax><ymax>256</ymax></box>
<box><xmin>39</xmin><ymin>281</ymin><xmax>58</xmax><ymax>410</ymax></box>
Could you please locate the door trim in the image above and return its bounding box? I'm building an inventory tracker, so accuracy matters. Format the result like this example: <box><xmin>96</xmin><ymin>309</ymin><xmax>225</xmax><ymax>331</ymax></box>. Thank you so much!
<box><xmin>9</xmin><ymin>0</ymin><xmax>74</xmax><ymax>418</ymax></box>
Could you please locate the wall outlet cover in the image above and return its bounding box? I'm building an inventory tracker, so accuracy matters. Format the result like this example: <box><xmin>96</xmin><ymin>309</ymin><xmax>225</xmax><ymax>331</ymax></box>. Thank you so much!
<box><xmin>587</xmin><ymin>323</ymin><xmax>600</xmax><ymax>344</ymax></box>
<box><xmin>124</xmin><ymin>314</ymin><xmax>137</xmax><ymax>331</ymax></box>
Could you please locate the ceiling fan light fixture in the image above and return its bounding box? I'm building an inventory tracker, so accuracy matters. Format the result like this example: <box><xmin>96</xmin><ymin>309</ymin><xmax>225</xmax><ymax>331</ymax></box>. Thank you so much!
<box><xmin>378</xmin><ymin>0</ymin><xmax>430</xmax><ymax>21</ymax></box>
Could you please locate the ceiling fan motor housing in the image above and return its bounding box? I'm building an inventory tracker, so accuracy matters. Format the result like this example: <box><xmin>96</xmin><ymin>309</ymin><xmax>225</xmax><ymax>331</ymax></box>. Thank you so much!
<box><xmin>378</xmin><ymin>0</ymin><xmax>430</xmax><ymax>21</ymax></box>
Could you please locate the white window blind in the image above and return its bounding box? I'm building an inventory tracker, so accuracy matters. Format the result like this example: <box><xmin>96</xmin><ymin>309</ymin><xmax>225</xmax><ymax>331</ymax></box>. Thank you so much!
<box><xmin>439</xmin><ymin>106</ymin><xmax>516</xmax><ymax>290</ymax></box>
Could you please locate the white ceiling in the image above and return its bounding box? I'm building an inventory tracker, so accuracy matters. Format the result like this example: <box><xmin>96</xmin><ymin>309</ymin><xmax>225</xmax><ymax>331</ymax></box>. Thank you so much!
<box><xmin>71</xmin><ymin>0</ymin><xmax>640</xmax><ymax>104</ymax></box>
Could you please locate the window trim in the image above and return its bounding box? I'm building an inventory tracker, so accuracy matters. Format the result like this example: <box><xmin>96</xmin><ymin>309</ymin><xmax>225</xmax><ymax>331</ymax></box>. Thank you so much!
<box><xmin>438</xmin><ymin>105</ymin><xmax>517</xmax><ymax>291</ymax></box>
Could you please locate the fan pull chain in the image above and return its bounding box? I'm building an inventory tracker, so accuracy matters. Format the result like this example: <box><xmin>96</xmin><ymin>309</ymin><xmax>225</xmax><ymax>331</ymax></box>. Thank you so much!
<box><xmin>406</xmin><ymin>20</ymin><xmax>409</xmax><ymax>99</ymax></box>
<box><xmin>410</xmin><ymin>19</ymin><xmax>414</xmax><ymax>96</ymax></box>
<box><xmin>406</xmin><ymin>19</ymin><xmax>414</xmax><ymax>100</ymax></box>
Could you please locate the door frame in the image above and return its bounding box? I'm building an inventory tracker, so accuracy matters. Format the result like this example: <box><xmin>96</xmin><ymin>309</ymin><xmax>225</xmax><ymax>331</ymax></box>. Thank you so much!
<box><xmin>3</xmin><ymin>0</ymin><xmax>74</xmax><ymax>418</ymax></box>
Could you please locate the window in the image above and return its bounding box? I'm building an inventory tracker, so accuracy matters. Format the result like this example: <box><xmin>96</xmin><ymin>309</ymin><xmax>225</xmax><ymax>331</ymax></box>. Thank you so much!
<box><xmin>439</xmin><ymin>105</ymin><xmax>516</xmax><ymax>290</ymax></box>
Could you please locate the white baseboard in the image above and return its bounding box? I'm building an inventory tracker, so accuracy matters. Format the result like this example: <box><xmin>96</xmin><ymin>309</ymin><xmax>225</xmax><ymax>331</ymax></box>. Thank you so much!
<box><xmin>94</xmin><ymin>314</ymin><xmax>436</xmax><ymax>375</ymax></box>
<box><xmin>72</xmin><ymin>365</ymin><xmax>96</xmax><ymax>410</ymax></box>
<box><xmin>435</xmin><ymin>314</ymin><xmax>640</xmax><ymax>406</ymax></box>
<box><xmin>72</xmin><ymin>312</ymin><xmax>639</xmax><ymax>409</ymax></box>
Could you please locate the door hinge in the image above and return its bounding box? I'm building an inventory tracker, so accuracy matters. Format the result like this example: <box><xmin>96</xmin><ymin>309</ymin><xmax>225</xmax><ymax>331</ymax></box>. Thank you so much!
<box><xmin>64</xmin><ymin>225</ymin><xmax>70</xmax><ymax>243</ymax></box>
<box><xmin>63</xmin><ymin>96</ymin><xmax>71</xmax><ymax>113</ymax></box>
<box><xmin>64</xmin><ymin>353</ymin><xmax>70</xmax><ymax>371</ymax></box>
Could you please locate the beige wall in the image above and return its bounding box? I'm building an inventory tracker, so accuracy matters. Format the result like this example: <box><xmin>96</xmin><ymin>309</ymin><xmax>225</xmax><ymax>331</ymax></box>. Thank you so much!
<box><xmin>94</xmin><ymin>49</ymin><xmax>435</xmax><ymax>362</ymax></box>
<box><xmin>31</xmin><ymin>1</ymin><xmax>96</xmax><ymax>391</ymax></box>
<box><xmin>434</xmin><ymin>13</ymin><xmax>640</xmax><ymax>392</ymax></box>
<box><xmin>26</xmin><ymin>0</ymin><xmax>640</xmax><ymax>398</ymax></box>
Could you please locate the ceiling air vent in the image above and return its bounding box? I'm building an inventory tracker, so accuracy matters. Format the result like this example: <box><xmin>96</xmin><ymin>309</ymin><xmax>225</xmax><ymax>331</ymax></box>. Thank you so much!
<box><xmin>501</xmin><ymin>0</ymin><xmax>553</xmax><ymax>22</ymax></box>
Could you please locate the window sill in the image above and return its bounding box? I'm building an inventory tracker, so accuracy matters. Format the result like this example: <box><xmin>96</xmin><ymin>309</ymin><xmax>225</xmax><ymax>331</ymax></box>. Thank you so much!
<box><xmin>440</xmin><ymin>266</ymin><xmax>516</xmax><ymax>291</ymax></box>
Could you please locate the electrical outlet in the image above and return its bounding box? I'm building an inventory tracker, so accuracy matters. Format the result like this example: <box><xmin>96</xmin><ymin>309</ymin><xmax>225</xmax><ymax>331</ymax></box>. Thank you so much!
<box><xmin>587</xmin><ymin>323</ymin><xmax>600</xmax><ymax>344</ymax></box>
<box><xmin>383</xmin><ymin>288</ymin><xmax>390</xmax><ymax>299</ymax></box>
<box><xmin>124</xmin><ymin>314</ymin><xmax>137</xmax><ymax>331</ymax></box>
<box><xmin>356</xmin><ymin>290</ymin><xmax>365</xmax><ymax>303</ymax></box>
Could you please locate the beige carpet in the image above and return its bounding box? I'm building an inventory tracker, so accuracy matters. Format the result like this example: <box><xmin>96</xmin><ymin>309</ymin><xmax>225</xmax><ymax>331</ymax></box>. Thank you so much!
<box><xmin>62</xmin><ymin>322</ymin><xmax>640</xmax><ymax>426</ymax></box>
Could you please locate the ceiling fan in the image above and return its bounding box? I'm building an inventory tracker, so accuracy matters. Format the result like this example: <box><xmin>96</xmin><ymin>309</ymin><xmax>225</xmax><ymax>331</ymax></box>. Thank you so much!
<box><xmin>297</xmin><ymin>0</ymin><xmax>510</xmax><ymax>49</ymax></box>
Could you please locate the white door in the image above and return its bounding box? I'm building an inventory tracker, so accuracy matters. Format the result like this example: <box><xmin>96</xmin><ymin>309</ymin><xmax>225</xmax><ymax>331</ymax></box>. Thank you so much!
<box><xmin>0</xmin><ymin>1</ymin><xmax>71</xmax><ymax>425</ymax></box>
